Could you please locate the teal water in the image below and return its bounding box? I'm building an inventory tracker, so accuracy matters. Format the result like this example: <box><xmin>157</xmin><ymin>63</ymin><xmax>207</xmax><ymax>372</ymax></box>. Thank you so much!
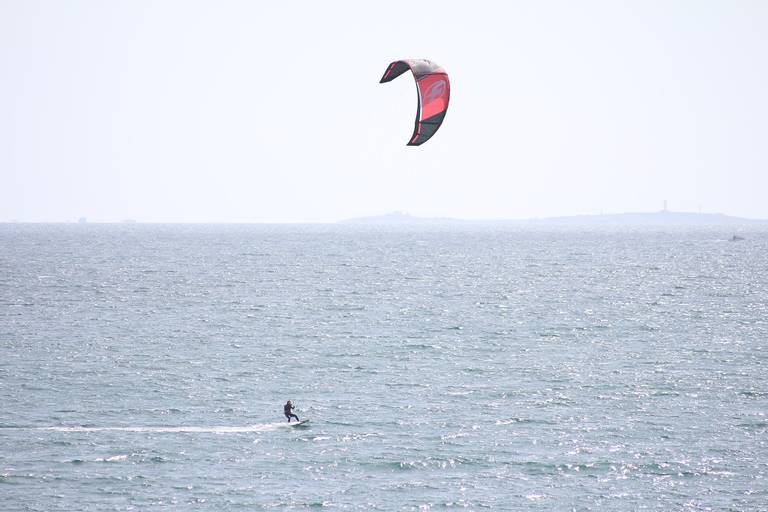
<box><xmin>1</xmin><ymin>224</ymin><xmax>767</xmax><ymax>510</ymax></box>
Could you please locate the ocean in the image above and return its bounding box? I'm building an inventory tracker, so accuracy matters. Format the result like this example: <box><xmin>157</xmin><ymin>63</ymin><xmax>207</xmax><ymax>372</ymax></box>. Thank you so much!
<box><xmin>1</xmin><ymin>224</ymin><xmax>767</xmax><ymax>510</ymax></box>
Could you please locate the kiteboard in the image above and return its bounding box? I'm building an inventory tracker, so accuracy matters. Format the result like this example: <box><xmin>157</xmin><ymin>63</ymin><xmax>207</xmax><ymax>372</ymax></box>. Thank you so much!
<box><xmin>289</xmin><ymin>419</ymin><xmax>310</xmax><ymax>427</ymax></box>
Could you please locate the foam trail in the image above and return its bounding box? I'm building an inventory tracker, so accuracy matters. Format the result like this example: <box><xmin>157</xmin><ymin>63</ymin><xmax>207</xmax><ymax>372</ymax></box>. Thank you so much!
<box><xmin>36</xmin><ymin>423</ymin><xmax>294</xmax><ymax>433</ymax></box>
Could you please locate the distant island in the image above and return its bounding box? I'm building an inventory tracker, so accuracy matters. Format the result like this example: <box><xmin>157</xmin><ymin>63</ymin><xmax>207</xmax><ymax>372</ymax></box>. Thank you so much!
<box><xmin>340</xmin><ymin>210</ymin><xmax>767</xmax><ymax>226</ymax></box>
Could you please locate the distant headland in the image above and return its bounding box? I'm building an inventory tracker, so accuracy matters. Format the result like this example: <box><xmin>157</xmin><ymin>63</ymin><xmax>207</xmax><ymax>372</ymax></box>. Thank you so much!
<box><xmin>340</xmin><ymin>210</ymin><xmax>767</xmax><ymax>226</ymax></box>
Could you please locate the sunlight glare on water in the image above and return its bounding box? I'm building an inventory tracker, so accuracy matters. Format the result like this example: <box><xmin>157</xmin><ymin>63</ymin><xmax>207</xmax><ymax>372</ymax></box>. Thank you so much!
<box><xmin>1</xmin><ymin>224</ymin><xmax>767</xmax><ymax>510</ymax></box>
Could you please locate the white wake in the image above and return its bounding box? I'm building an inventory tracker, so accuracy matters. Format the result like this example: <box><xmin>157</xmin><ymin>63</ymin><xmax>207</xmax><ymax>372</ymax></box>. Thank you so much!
<box><xmin>37</xmin><ymin>422</ymin><xmax>297</xmax><ymax>433</ymax></box>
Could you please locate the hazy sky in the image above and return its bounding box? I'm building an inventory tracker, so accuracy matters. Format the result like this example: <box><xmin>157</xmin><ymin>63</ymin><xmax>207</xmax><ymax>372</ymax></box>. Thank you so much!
<box><xmin>2</xmin><ymin>1</ymin><xmax>767</xmax><ymax>222</ymax></box>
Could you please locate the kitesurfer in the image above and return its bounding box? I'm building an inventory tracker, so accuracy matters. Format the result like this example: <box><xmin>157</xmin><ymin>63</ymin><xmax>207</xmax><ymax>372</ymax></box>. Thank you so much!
<box><xmin>284</xmin><ymin>400</ymin><xmax>299</xmax><ymax>422</ymax></box>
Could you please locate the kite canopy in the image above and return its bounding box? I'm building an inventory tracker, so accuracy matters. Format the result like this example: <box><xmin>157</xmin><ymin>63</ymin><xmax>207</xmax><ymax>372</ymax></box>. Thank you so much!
<box><xmin>379</xmin><ymin>59</ymin><xmax>450</xmax><ymax>146</ymax></box>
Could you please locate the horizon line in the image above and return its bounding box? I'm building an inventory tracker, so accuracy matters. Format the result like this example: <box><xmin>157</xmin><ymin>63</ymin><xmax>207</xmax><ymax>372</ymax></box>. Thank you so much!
<box><xmin>3</xmin><ymin>208</ymin><xmax>768</xmax><ymax>225</ymax></box>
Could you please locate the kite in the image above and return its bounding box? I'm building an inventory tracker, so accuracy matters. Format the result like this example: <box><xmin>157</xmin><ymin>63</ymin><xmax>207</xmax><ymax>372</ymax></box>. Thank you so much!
<box><xmin>379</xmin><ymin>59</ymin><xmax>450</xmax><ymax>146</ymax></box>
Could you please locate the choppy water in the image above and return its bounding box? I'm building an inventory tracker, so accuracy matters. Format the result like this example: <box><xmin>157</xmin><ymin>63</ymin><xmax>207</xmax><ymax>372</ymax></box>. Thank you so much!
<box><xmin>1</xmin><ymin>224</ymin><xmax>767</xmax><ymax>511</ymax></box>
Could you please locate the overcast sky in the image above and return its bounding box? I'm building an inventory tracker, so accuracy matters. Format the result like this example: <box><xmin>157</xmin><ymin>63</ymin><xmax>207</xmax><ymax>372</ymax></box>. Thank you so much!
<box><xmin>2</xmin><ymin>1</ymin><xmax>767</xmax><ymax>222</ymax></box>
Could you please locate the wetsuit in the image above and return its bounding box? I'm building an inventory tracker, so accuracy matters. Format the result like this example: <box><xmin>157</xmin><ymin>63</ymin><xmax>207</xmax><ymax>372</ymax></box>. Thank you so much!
<box><xmin>284</xmin><ymin>402</ymin><xmax>299</xmax><ymax>422</ymax></box>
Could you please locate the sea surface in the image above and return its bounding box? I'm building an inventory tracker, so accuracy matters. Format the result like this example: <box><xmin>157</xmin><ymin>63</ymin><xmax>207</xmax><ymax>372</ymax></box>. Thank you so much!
<box><xmin>1</xmin><ymin>224</ymin><xmax>767</xmax><ymax>511</ymax></box>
